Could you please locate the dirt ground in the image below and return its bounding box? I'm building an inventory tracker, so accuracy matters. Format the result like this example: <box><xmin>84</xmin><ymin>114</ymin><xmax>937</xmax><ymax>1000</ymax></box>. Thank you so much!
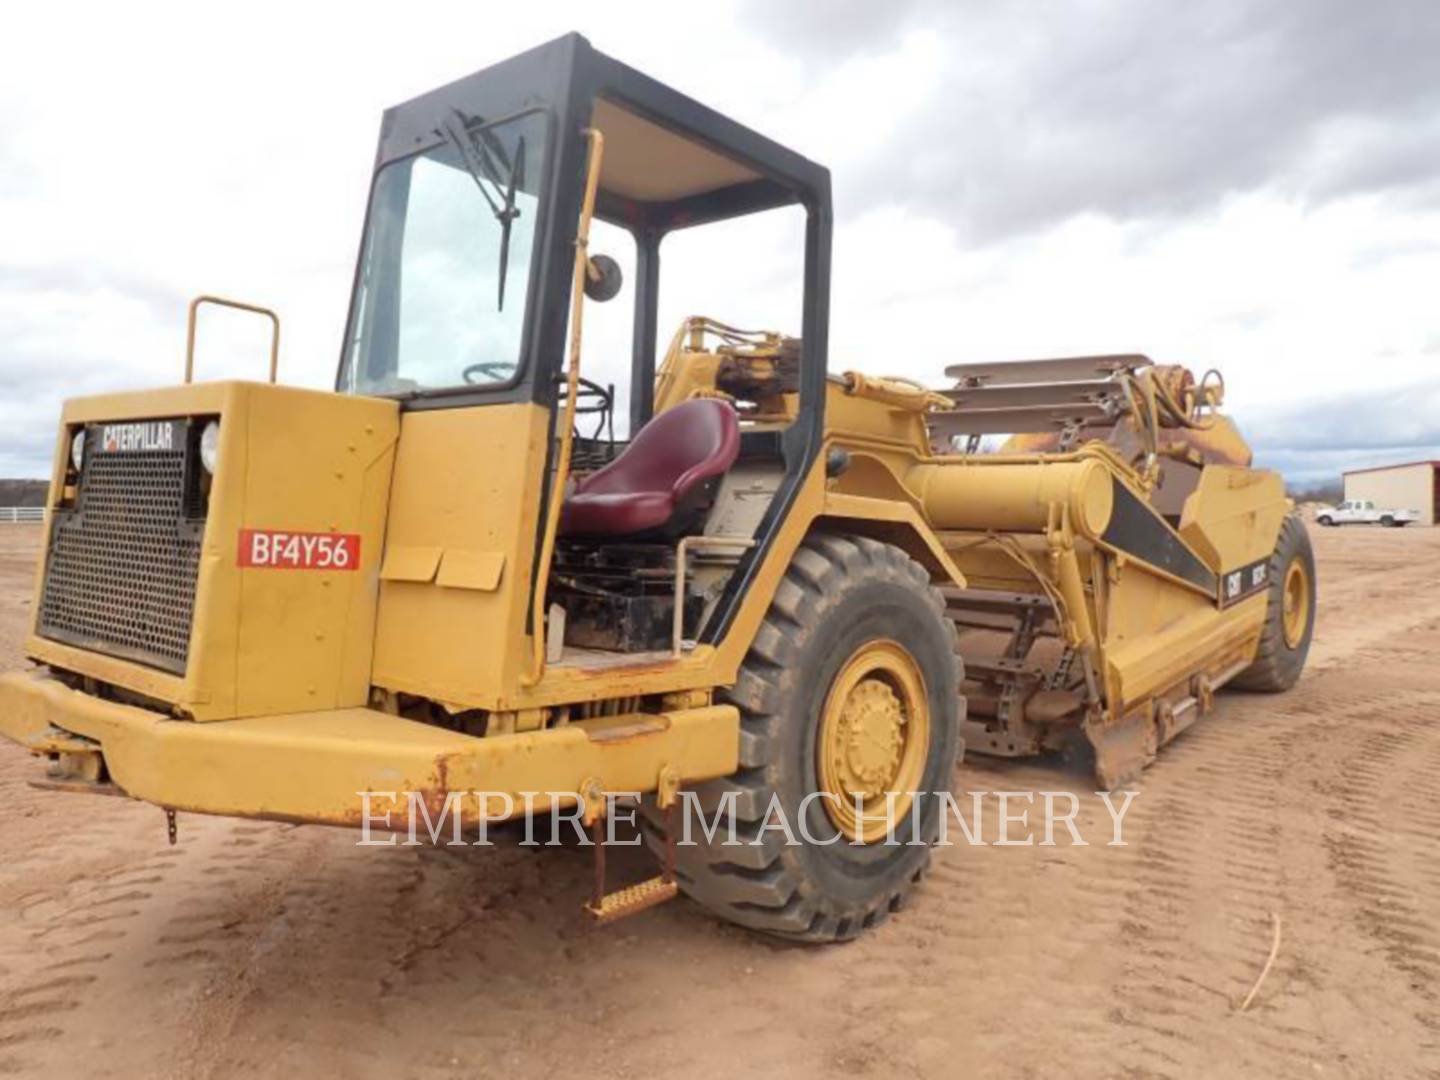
<box><xmin>0</xmin><ymin>522</ymin><xmax>1437</xmax><ymax>1078</ymax></box>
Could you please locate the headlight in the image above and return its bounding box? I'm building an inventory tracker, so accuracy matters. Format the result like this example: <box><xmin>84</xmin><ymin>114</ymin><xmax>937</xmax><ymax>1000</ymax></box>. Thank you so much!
<box><xmin>200</xmin><ymin>420</ymin><xmax>220</xmax><ymax>474</ymax></box>
<box><xmin>70</xmin><ymin>430</ymin><xmax>85</xmax><ymax>472</ymax></box>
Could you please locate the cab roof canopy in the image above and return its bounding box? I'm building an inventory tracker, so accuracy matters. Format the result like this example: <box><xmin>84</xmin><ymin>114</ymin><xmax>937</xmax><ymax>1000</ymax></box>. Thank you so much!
<box><xmin>374</xmin><ymin>32</ymin><xmax>829</xmax><ymax>234</ymax></box>
<box><xmin>591</xmin><ymin>97</ymin><xmax>787</xmax><ymax>229</ymax></box>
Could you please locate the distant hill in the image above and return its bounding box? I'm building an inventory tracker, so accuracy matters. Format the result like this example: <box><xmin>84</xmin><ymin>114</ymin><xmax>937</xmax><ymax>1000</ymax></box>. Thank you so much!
<box><xmin>1287</xmin><ymin>478</ymin><xmax>1342</xmax><ymax>505</ymax></box>
<box><xmin>0</xmin><ymin>480</ymin><xmax>47</xmax><ymax>507</ymax></box>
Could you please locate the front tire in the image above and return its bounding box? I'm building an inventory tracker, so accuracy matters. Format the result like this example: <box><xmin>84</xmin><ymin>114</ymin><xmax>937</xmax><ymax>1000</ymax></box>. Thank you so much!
<box><xmin>1232</xmin><ymin>515</ymin><xmax>1316</xmax><ymax>692</ymax></box>
<box><xmin>646</xmin><ymin>535</ymin><xmax>962</xmax><ymax>942</ymax></box>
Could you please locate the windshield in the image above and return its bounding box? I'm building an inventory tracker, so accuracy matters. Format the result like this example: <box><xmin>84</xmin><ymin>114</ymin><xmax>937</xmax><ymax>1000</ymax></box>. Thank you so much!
<box><xmin>339</xmin><ymin>110</ymin><xmax>548</xmax><ymax>397</ymax></box>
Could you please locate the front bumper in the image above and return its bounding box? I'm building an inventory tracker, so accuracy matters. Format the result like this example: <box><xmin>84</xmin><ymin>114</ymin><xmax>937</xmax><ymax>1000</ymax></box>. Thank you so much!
<box><xmin>0</xmin><ymin>669</ymin><xmax>739</xmax><ymax>827</ymax></box>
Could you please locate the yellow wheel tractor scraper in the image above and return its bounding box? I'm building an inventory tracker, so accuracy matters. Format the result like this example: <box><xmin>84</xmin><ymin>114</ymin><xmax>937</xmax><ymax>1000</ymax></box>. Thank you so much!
<box><xmin>0</xmin><ymin>35</ymin><xmax>1313</xmax><ymax>941</ymax></box>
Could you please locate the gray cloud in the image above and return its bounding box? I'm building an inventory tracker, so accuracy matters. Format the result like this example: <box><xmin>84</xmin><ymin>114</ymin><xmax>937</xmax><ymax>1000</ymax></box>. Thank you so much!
<box><xmin>0</xmin><ymin>264</ymin><xmax>185</xmax><ymax>323</ymax></box>
<box><xmin>747</xmin><ymin>0</ymin><xmax>1440</xmax><ymax>241</ymax></box>
<box><xmin>1255</xmin><ymin>445</ymin><xmax>1440</xmax><ymax>485</ymax></box>
<box><xmin>754</xmin><ymin>0</ymin><xmax>929</xmax><ymax>57</ymax></box>
<box><xmin>1240</xmin><ymin>376</ymin><xmax>1440</xmax><ymax>480</ymax></box>
<box><xmin>1245</xmin><ymin>378</ymin><xmax>1440</xmax><ymax>453</ymax></box>
<box><xmin>0</xmin><ymin>270</ymin><xmax>187</xmax><ymax>476</ymax></box>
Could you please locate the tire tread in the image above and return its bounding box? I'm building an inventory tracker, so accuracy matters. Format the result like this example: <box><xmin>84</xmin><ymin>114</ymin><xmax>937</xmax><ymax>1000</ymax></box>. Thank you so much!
<box><xmin>641</xmin><ymin>533</ymin><xmax>959</xmax><ymax>941</ymax></box>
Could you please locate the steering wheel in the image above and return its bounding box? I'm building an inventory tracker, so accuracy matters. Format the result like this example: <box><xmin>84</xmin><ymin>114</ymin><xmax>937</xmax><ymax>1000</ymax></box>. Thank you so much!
<box><xmin>557</xmin><ymin>375</ymin><xmax>614</xmax><ymax>441</ymax></box>
<box><xmin>462</xmin><ymin>360</ymin><xmax>518</xmax><ymax>384</ymax></box>
<box><xmin>461</xmin><ymin>362</ymin><xmax>612</xmax><ymax>440</ymax></box>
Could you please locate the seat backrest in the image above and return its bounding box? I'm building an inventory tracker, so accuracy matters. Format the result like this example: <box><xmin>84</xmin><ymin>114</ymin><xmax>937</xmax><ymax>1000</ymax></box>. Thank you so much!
<box><xmin>576</xmin><ymin>398</ymin><xmax>739</xmax><ymax>499</ymax></box>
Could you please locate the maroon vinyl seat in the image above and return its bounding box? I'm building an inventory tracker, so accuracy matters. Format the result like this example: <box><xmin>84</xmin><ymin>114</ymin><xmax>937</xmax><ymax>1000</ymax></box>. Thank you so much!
<box><xmin>560</xmin><ymin>398</ymin><xmax>740</xmax><ymax>538</ymax></box>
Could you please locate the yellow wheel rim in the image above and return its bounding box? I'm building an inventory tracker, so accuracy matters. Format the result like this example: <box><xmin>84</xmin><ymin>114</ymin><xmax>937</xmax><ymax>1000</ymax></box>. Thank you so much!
<box><xmin>816</xmin><ymin>640</ymin><xmax>931</xmax><ymax>844</ymax></box>
<box><xmin>1281</xmin><ymin>557</ymin><xmax>1310</xmax><ymax>649</ymax></box>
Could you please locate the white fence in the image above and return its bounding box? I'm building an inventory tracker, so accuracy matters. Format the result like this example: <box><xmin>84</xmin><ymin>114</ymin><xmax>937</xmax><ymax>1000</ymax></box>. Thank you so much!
<box><xmin>0</xmin><ymin>507</ymin><xmax>43</xmax><ymax>524</ymax></box>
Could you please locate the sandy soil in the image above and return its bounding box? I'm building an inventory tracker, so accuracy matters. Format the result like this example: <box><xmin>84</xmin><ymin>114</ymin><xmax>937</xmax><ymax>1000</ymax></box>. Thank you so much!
<box><xmin>0</xmin><ymin>521</ymin><xmax>1437</xmax><ymax>1078</ymax></box>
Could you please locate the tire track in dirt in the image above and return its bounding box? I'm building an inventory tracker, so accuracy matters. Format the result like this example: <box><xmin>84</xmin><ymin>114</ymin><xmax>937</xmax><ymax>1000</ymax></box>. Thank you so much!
<box><xmin>807</xmin><ymin>758</ymin><xmax>1136</xmax><ymax>1079</ymax></box>
<box><xmin>0</xmin><ymin>809</ymin><xmax>319</xmax><ymax>1077</ymax></box>
<box><xmin>1314</xmin><ymin>633</ymin><xmax>1440</xmax><ymax>1055</ymax></box>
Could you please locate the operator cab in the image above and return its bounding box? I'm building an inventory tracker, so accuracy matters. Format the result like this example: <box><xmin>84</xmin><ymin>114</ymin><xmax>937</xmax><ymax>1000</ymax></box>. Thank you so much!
<box><xmin>336</xmin><ymin>33</ymin><xmax>831</xmax><ymax>664</ymax></box>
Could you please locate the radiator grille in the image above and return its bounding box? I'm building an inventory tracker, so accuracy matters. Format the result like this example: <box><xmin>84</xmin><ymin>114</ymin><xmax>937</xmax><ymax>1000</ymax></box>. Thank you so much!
<box><xmin>38</xmin><ymin>422</ymin><xmax>203</xmax><ymax>673</ymax></box>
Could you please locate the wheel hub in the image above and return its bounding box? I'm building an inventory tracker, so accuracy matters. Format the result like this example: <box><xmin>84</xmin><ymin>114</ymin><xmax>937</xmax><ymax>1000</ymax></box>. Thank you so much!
<box><xmin>817</xmin><ymin>640</ymin><xmax>931</xmax><ymax>843</ymax></box>
<box><xmin>836</xmin><ymin>678</ymin><xmax>906</xmax><ymax>796</ymax></box>
<box><xmin>1282</xmin><ymin>556</ymin><xmax>1310</xmax><ymax>649</ymax></box>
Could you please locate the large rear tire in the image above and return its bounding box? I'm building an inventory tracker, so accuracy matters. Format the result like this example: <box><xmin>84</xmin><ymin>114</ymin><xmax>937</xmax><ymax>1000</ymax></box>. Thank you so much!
<box><xmin>645</xmin><ymin>535</ymin><xmax>962</xmax><ymax>942</ymax></box>
<box><xmin>1231</xmin><ymin>514</ymin><xmax>1316</xmax><ymax>692</ymax></box>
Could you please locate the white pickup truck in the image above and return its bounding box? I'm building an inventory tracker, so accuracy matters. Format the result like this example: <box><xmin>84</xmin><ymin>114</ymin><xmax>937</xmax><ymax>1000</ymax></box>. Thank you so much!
<box><xmin>1315</xmin><ymin>499</ymin><xmax>1420</xmax><ymax>527</ymax></box>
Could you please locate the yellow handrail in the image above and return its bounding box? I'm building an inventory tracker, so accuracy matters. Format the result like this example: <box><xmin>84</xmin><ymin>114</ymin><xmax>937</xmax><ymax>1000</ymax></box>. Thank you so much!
<box><xmin>524</xmin><ymin>127</ymin><xmax>605</xmax><ymax>686</ymax></box>
<box><xmin>184</xmin><ymin>294</ymin><xmax>280</xmax><ymax>383</ymax></box>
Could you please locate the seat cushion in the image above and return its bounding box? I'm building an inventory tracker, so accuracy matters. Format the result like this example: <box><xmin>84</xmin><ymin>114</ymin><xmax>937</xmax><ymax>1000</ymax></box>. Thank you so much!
<box><xmin>559</xmin><ymin>490</ymin><xmax>675</xmax><ymax>538</ymax></box>
<box><xmin>559</xmin><ymin>399</ymin><xmax>740</xmax><ymax>539</ymax></box>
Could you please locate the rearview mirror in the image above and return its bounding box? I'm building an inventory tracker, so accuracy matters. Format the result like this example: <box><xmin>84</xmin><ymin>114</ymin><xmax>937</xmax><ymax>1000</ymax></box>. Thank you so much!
<box><xmin>584</xmin><ymin>253</ymin><xmax>623</xmax><ymax>302</ymax></box>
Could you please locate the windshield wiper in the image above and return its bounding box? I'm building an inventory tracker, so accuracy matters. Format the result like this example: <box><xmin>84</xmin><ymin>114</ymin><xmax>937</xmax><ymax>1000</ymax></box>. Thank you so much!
<box><xmin>443</xmin><ymin>111</ymin><xmax>525</xmax><ymax>311</ymax></box>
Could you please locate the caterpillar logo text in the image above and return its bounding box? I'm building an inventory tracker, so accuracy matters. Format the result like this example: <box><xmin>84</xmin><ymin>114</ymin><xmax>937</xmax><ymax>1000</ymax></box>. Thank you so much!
<box><xmin>101</xmin><ymin>421</ymin><xmax>176</xmax><ymax>453</ymax></box>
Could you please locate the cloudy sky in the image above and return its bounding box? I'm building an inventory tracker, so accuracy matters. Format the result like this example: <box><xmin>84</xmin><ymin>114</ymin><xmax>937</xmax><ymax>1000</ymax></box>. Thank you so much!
<box><xmin>3</xmin><ymin>0</ymin><xmax>1438</xmax><ymax>483</ymax></box>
